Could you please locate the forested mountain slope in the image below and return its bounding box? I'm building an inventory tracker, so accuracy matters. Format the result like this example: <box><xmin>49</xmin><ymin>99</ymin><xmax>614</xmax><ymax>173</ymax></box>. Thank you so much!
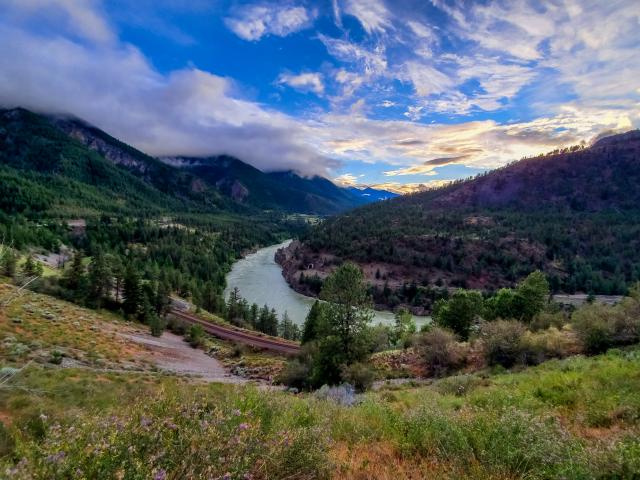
<box><xmin>285</xmin><ymin>131</ymin><xmax>640</xmax><ymax>309</ymax></box>
<box><xmin>162</xmin><ymin>156</ymin><xmax>373</xmax><ymax>215</ymax></box>
<box><xmin>0</xmin><ymin>108</ymin><xmax>230</xmax><ymax>217</ymax></box>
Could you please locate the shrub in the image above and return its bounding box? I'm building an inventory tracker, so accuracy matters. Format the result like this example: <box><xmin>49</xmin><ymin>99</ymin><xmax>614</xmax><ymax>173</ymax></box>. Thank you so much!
<box><xmin>341</xmin><ymin>362</ymin><xmax>375</xmax><ymax>392</ymax></box>
<box><xmin>49</xmin><ymin>350</ymin><xmax>64</xmax><ymax>365</ymax></box>
<box><xmin>519</xmin><ymin>327</ymin><xmax>576</xmax><ymax>365</ymax></box>
<box><xmin>572</xmin><ymin>303</ymin><xmax>614</xmax><ymax>354</ymax></box>
<box><xmin>187</xmin><ymin>324</ymin><xmax>205</xmax><ymax>348</ymax></box>
<box><xmin>433</xmin><ymin>289</ymin><xmax>483</xmax><ymax>339</ymax></box>
<box><xmin>167</xmin><ymin>317</ymin><xmax>187</xmax><ymax>335</ymax></box>
<box><xmin>479</xmin><ymin>320</ymin><xmax>526</xmax><ymax>367</ymax></box>
<box><xmin>530</xmin><ymin>310</ymin><xmax>568</xmax><ymax>331</ymax></box>
<box><xmin>277</xmin><ymin>359</ymin><xmax>310</xmax><ymax>391</ymax></box>
<box><xmin>415</xmin><ymin>327</ymin><xmax>466</xmax><ymax>376</ymax></box>
<box><xmin>434</xmin><ymin>374</ymin><xmax>484</xmax><ymax>396</ymax></box>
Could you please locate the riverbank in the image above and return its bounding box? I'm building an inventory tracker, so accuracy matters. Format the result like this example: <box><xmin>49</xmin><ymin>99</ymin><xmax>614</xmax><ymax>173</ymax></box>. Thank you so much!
<box><xmin>225</xmin><ymin>240</ymin><xmax>428</xmax><ymax>327</ymax></box>
<box><xmin>275</xmin><ymin>240</ymin><xmax>435</xmax><ymax>316</ymax></box>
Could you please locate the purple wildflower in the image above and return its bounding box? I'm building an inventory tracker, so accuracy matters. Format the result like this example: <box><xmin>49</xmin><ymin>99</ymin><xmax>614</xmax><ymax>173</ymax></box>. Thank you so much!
<box><xmin>140</xmin><ymin>416</ymin><xmax>152</xmax><ymax>427</ymax></box>
<box><xmin>237</xmin><ymin>423</ymin><xmax>249</xmax><ymax>431</ymax></box>
<box><xmin>153</xmin><ymin>468</ymin><xmax>167</xmax><ymax>480</ymax></box>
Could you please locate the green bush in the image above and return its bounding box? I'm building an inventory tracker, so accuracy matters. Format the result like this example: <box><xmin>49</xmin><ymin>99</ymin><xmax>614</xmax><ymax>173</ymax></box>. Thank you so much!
<box><xmin>519</xmin><ymin>327</ymin><xmax>576</xmax><ymax>365</ymax></box>
<box><xmin>415</xmin><ymin>327</ymin><xmax>466</xmax><ymax>377</ymax></box>
<box><xmin>479</xmin><ymin>320</ymin><xmax>526</xmax><ymax>367</ymax></box>
<box><xmin>187</xmin><ymin>324</ymin><xmax>205</xmax><ymax>348</ymax></box>
<box><xmin>341</xmin><ymin>362</ymin><xmax>375</xmax><ymax>392</ymax></box>
<box><xmin>277</xmin><ymin>359</ymin><xmax>310</xmax><ymax>391</ymax></box>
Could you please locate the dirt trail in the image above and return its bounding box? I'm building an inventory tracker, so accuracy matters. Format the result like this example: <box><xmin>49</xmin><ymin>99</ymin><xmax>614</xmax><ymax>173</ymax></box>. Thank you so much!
<box><xmin>121</xmin><ymin>331</ymin><xmax>246</xmax><ymax>383</ymax></box>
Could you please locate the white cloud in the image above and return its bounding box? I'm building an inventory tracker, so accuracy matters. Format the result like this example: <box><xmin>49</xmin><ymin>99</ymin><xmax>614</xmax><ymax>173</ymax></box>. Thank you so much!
<box><xmin>278</xmin><ymin>72</ymin><xmax>324</xmax><ymax>95</ymax></box>
<box><xmin>1</xmin><ymin>0</ymin><xmax>114</xmax><ymax>44</ymax></box>
<box><xmin>333</xmin><ymin>173</ymin><xmax>363</xmax><ymax>187</ymax></box>
<box><xmin>340</xmin><ymin>0</ymin><xmax>393</xmax><ymax>34</ymax></box>
<box><xmin>319</xmin><ymin>34</ymin><xmax>387</xmax><ymax>76</ymax></box>
<box><xmin>224</xmin><ymin>3</ymin><xmax>315</xmax><ymax>41</ymax></box>
<box><xmin>402</xmin><ymin>61</ymin><xmax>452</xmax><ymax>97</ymax></box>
<box><xmin>0</xmin><ymin>20</ymin><xmax>335</xmax><ymax>175</ymax></box>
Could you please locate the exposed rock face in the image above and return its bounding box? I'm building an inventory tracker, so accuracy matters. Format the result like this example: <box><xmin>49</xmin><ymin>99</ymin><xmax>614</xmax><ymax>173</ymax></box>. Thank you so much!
<box><xmin>55</xmin><ymin>120</ymin><xmax>150</xmax><ymax>174</ymax></box>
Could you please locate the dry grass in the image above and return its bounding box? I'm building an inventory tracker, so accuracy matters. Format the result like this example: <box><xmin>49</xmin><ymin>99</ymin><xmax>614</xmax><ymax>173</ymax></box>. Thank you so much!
<box><xmin>0</xmin><ymin>283</ymin><xmax>150</xmax><ymax>369</ymax></box>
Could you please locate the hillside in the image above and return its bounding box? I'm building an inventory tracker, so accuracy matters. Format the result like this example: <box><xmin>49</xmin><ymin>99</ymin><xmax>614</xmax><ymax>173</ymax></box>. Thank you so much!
<box><xmin>162</xmin><ymin>155</ymin><xmax>378</xmax><ymax>214</ymax></box>
<box><xmin>284</xmin><ymin>131</ymin><xmax>640</xmax><ymax>311</ymax></box>
<box><xmin>1</xmin><ymin>281</ymin><xmax>639</xmax><ymax>479</ymax></box>
<box><xmin>0</xmin><ymin>108</ymin><xmax>392</xmax><ymax>217</ymax></box>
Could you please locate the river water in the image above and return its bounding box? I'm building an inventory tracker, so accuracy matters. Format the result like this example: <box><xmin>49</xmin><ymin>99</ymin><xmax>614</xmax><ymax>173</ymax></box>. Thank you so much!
<box><xmin>224</xmin><ymin>240</ymin><xmax>429</xmax><ymax>327</ymax></box>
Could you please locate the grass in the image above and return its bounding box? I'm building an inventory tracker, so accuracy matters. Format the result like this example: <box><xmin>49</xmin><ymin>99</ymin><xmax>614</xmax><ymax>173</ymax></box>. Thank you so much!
<box><xmin>0</xmin><ymin>283</ymin><xmax>150</xmax><ymax>368</ymax></box>
<box><xmin>0</xmin><ymin>348</ymin><xmax>638</xmax><ymax>478</ymax></box>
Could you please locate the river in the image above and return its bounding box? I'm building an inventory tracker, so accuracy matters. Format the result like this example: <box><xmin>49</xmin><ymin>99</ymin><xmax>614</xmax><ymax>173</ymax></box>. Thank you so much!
<box><xmin>225</xmin><ymin>240</ymin><xmax>429</xmax><ymax>327</ymax></box>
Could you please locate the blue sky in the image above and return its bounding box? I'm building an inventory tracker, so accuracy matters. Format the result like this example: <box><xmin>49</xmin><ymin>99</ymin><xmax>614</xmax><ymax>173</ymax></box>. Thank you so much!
<box><xmin>0</xmin><ymin>0</ymin><xmax>638</xmax><ymax>192</ymax></box>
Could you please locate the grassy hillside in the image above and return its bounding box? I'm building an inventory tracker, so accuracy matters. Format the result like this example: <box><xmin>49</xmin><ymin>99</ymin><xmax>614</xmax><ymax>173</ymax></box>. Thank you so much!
<box><xmin>1</xmin><ymin>339</ymin><xmax>638</xmax><ymax>477</ymax></box>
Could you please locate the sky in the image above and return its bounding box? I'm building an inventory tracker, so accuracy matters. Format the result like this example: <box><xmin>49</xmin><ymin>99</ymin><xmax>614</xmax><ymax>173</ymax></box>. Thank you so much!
<box><xmin>0</xmin><ymin>0</ymin><xmax>638</xmax><ymax>193</ymax></box>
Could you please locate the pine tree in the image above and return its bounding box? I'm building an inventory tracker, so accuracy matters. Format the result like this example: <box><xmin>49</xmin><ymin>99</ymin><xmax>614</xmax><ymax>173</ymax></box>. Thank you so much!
<box><xmin>122</xmin><ymin>264</ymin><xmax>141</xmax><ymax>317</ymax></box>
<box><xmin>1</xmin><ymin>249</ymin><xmax>18</xmax><ymax>278</ymax></box>
<box><xmin>22</xmin><ymin>254</ymin><xmax>39</xmax><ymax>277</ymax></box>
<box><xmin>155</xmin><ymin>281</ymin><xmax>171</xmax><ymax>317</ymax></box>
<box><xmin>87</xmin><ymin>250</ymin><xmax>112</xmax><ymax>307</ymax></box>
<box><xmin>64</xmin><ymin>251</ymin><xmax>85</xmax><ymax>291</ymax></box>
<box><xmin>302</xmin><ymin>300</ymin><xmax>326</xmax><ymax>344</ymax></box>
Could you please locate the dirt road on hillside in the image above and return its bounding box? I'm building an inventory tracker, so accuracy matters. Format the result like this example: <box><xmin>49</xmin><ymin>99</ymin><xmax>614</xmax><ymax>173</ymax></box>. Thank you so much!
<box><xmin>122</xmin><ymin>331</ymin><xmax>246</xmax><ymax>383</ymax></box>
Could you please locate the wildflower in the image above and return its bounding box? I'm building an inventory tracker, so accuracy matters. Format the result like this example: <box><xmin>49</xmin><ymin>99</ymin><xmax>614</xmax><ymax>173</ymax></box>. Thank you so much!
<box><xmin>45</xmin><ymin>451</ymin><xmax>66</xmax><ymax>463</ymax></box>
<box><xmin>153</xmin><ymin>468</ymin><xmax>167</xmax><ymax>480</ymax></box>
<box><xmin>232</xmin><ymin>409</ymin><xmax>241</xmax><ymax>416</ymax></box>
<box><xmin>238</xmin><ymin>423</ymin><xmax>249</xmax><ymax>431</ymax></box>
<box><xmin>140</xmin><ymin>416</ymin><xmax>152</xmax><ymax>427</ymax></box>
<box><xmin>222</xmin><ymin>473</ymin><xmax>232</xmax><ymax>480</ymax></box>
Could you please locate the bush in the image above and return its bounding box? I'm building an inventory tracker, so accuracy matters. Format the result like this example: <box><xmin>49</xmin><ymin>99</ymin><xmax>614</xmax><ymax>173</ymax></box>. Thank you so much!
<box><xmin>277</xmin><ymin>359</ymin><xmax>310</xmax><ymax>391</ymax></box>
<box><xmin>187</xmin><ymin>324</ymin><xmax>205</xmax><ymax>348</ymax></box>
<box><xmin>530</xmin><ymin>310</ymin><xmax>568</xmax><ymax>331</ymax></box>
<box><xmin>433</xmin><ymin>289</ymin><xmax>483</xmax><ymax>339</ymax></box>
<box><xmin>479</xmin><ymin>320</ymin><xmax>526</xmax><ymax>367</ymax></box>
<box><xmin>572</xmin><ymin>303</ymin><xmax>614</xmax><ymax>354</ymax></box>
<box><xmin>415</xmin><ymin>327</ymin><xmax>466</xmax><ymax>377</ymax></box>
<box><xmin>341</xmin><ymin>362</ymin><xmax>375</xmax><ymax>392</ymax></box>
<box><xmin>167</xmin><ymin>317</ymin><xmax>187</xmax><ymax>335</ymax></box>
<box><xmin>519</xmin><ymin>327</ymin><xmax>576</xmax><ymax>365</ymax></box>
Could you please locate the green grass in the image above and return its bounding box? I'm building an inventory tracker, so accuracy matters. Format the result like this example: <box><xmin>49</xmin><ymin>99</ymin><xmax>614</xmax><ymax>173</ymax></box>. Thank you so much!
<box><xmin>1</xmin><ymin>348</ymin><xmax>639</xmax><ymax>479</ymax></box>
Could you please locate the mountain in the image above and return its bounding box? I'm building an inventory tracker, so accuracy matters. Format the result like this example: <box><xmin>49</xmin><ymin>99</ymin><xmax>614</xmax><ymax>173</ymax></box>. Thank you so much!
<box><xmin>0</xmin><ymin>108</ymin><xmax>392</xmax><ymax>218</ymax></box>
<box><xmin>281</xmin><ymin>131</ymin><xmax>640</xmax><ymax>311</ymax></box>
<box><xmin>161</xmin><ymin>156</ymin><xmax>394</xmax><ymax>215</ymax></box>
<box><xmin>347</xmin><ymin>186</ymin><xmax>399</xmax><ymax>202</ymax></box>
<box><xmin>0</xmin><ymin>108</ymin><xmax>209</xmax><ymax>217</ymax></box>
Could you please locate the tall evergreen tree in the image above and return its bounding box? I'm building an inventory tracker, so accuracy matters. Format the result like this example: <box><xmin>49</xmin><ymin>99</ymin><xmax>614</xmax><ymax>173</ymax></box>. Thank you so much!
<box><xmin>122</xmin><ymin>264</ymin><xmax>142</xmax><ymax>317</ymax></box>
<box><xmin>87</xmin><ymin>250</ymin><xmax>112</xmax><ymax>307</ymax></box>
<box><xmin>302</xmin><ymin>300</ymin><xmax>326</xmax><ymax>344</ymax></box>
<box><xmin>1</xmin><ymin>249</ymin><xmax>18</xmax><ymax>278</ymax></box>
<box><xmin>64</xmin><ymin>251</ymin><xmax>85</xmax><ymax>292</ymax></box>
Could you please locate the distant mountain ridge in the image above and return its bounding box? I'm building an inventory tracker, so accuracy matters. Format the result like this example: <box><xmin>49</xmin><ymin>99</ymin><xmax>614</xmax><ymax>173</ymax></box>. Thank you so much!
<box><xmin>163</xmin><ymin>155</ymin><xmax>378</xmax><ymax>215</ymax></box>
<box><xmin>0</xmin><ymin>107</ymin><xmax>393</xmax><ymax>216</ymax></box>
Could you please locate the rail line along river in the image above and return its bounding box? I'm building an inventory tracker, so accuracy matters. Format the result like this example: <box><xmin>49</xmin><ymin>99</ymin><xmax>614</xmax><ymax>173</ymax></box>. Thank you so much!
<box><xmin>225</xmin><ymin>240</ymin><xmax>429</xmax><ymax>328</ymax></box>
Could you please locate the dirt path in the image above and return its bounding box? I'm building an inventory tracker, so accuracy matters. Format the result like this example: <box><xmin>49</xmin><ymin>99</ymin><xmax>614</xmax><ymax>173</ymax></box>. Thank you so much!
<box><xmin>121</xmin><ymin>331</ymin><xmax>246</xmax><ymax>383</ymax></box>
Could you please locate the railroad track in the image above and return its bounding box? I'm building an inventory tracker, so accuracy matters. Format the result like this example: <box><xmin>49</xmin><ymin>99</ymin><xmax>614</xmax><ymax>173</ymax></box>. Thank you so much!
<box><xmin>169</xmin><ymin>309</ymin><xmax>301</xmax><ymax>355</ymax></box>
